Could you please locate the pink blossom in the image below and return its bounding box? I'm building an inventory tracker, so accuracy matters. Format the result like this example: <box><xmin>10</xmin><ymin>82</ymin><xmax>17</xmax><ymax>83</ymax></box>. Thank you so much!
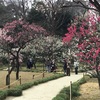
<box><xmin>97</xmin><ymin>16</ymin><xmax>100</xmax><ymax>23</ymax></box>
<box><xmin>78</xmin><ymin>43</ymin><xmax>85</xmax><ymax>50</ymax></box>
<box><xmin>80</xmin><ymin>26</ymin><xmax>85</xmax><ymax>36</ymax></box>
<box><xmin>63</xmin><ymin>34</ymin><xmax>73</xmax><ymax>43</ymax></box>
<box><xmin>0</xmin><ymin>20</ymin><xmax>48</xmax><ymax>52</ymax></box>
<box><xmin>91</xmin><ymin>66</ymin><xmax>100</xmax><ymax>70</ymax></box>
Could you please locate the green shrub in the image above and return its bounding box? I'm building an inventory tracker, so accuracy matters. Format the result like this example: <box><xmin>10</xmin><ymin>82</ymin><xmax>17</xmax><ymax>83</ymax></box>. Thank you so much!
<box><xmin>71</xmin><ymin>83</ymin><xmax>80</xmax><ymax>97</ymax></box>
<box><xmin>53</xmin><ymin>89</ymin><xmax>69</xmax><ymax>100</ymax></box>
<box><xmin>53</xmin><ymin>96</ymin><xmax>64</xmax><ymax>100</ymax></box>
<box><xmin>60</xmin><ymin>88</ymin><xmax>67</xmax><ymax>94</ymax></box>
<box><xmin>78</xmin><ymin>77</ymin><xmax>86</xmax><ymax>85</ymax></box>
<box><xmin>19</xmin><ymin>82</ymin><xmax>34</xmax><ymax>90</ymax></box>
<box><xmin>53</xmin><ymin>95</ymin><xmax>67</xmax><ymax>100</ymax></box>
<box><xmin>34</xmin><ymin>81</ymin><xmax>39</xmax><ymax>85</ymax></box>
<box><xmin>0</xmin><ymin>90</ymin><xmax>8</xmax><ymax>100</ymax></box>
<box><xmin>7</xmin><ymin>88</ymin><xmax>22</xmax><ymax>96</ymax></box>
<box><xmin>58</xmin><ymin>93</ymin><xmax>69</xmax><ymax>100</ymax></box>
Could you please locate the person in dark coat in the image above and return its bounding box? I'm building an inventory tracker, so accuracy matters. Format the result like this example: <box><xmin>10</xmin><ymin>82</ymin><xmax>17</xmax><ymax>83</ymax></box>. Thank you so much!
<box><xmin>27</xmin><ymin>58</ymin><xmax>33</xmax><ymax>69</ymax></box>
<box><xmin>63</xmin><ymin>59</ymin><xmax>67</xmax><ymax>75</ymax></box>
<box><xmin>67</xmin><ymin>60</ymin><xmax>71</xmax><ymax>76</ymax></box>
<box><xmin>27</xmin><ymin>59</ymin><xmax>31</xmax><ymax>69</ymax></box>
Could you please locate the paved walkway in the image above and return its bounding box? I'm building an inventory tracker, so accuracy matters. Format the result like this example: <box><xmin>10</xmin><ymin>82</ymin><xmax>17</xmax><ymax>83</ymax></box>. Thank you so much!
<box><xmin>5</xmin><ymin>73</ymin><xmax>83</xmax><ymax>100</ymax></box>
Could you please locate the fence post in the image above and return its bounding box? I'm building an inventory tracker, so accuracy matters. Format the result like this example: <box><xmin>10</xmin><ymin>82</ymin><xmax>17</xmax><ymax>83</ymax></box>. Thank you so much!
<box><xmin>42</xmin><ymin>72</ymin><xmax>44</xmax><ymax>78</ymax></box>
<box><xmin>19</xmin><ymin>76</ymin><xmax>21</xmax><ymax>85</ymax></box>
<box><xmin>83</xmin><ymin>72</ymin><xmax>84</xmax><ymax>77</ymax></box>
<box><xmin>33</xmin><ymin>75</ymin><xmax>35</xmax><ymax>79</ymax></box>
<box><xmin>70</xmin><ymin>81</ymin><xmax>72</xmax><ymax>100</ymax></box>
<box><xmin>8</xmin><ymin>85</ymin><xmax>10</xmax><ymax>89</ymax></box>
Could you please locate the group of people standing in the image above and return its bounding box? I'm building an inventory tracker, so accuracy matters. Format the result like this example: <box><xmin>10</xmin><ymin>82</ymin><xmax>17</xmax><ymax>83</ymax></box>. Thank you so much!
<box><xmin>26</xmin><ymin>56</ymin><xmax>79</xmax><ymax>74</ymax></box>
<box><xmin>45</xmin><ymin>59</ymin><xmax>57</xmax><ymax>72</ymax></box>
<box><xmin>63</xmin><ymin>58</ymin><xmax>79</xmax><ymax>75</ymax></box>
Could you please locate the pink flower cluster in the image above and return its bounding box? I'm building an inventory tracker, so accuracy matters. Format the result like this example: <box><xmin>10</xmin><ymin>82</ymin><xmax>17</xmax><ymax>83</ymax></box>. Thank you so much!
<box><xmin>0</xmin><ymin>20</ymin><xmax>47</xmax><ymax>47</ymax></box>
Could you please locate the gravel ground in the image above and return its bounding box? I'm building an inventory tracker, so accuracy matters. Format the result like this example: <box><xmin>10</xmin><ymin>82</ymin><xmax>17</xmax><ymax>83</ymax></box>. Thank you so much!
<box><xmin>5</xmin><ymin>73</ymin><xmax>83</xmax><ymax>100</ymax></box>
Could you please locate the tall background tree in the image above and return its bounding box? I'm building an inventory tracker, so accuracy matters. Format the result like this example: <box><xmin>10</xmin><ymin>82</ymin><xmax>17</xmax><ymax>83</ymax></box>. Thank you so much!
<box><xmin>3</xmin><ymin>0</ymin><xmax>33</xmax><ymax>19</ymax></box>
<box><xmin>27</xmin><ymin>0</ymin><xmax>85</xmax><ymax>36</ymax></box>
<box><xmin>0</xmin><ymin>0</ymin><xmax>14</xmax><ymax>27</ymax></box>
<box><xmin>0</xmin><ymin>0</ymin><xmax>35</xmax><ymax>27</ymax></box>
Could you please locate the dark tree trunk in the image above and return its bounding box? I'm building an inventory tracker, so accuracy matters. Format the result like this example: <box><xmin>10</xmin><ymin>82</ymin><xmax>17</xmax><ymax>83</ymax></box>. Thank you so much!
<box><xmin>95</xmin><ymin>59</ymin><xmax>100</xmax><ymax>89</ymax></box>
<box><xmin>6</xmin><ymin>65</ymin><xmax>15</xmax><ymax>85</ymax></box>
<box><xmin>16</xmin><ymin>65</ymin><xmax>19</xmax><ymax>80</ymax></box>
<box><xmin>97</xmin><ymin>77</ymin><xmax>100</xmax><ymax>89</ymax></box>
<box><xmin>96</xmin><ymin>69</ymin><xmax>100</xmax><ymax>89</ymax></box>
<box><xmin>6</xmin><ymin>74</ymin><xmax>10</xmax><ymax>85</ymax></box>
<box><xmin>16</xmin><ymin>57</ymin><xmax>20</xmax><ymax>80</ymax></box>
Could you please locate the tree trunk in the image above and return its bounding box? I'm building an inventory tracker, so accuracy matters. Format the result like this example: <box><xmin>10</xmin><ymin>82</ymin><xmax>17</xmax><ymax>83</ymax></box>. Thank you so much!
<box><xmin>96</xmin><ymin>60</ymin><xmax>100</xmax><ymax>89</ymax></box>
<box><xmin>6</xmin><ymin>74</ymin><xmax>10</xmax><ymax>85</ymax></box>
<box><xmin>16</xmin><ymin>66</ymin><xmax>19</xmax><ymax>80</ymax></box>
<box><xmin>97</xmin><ymin>77</ymin><xmax>100</xmax><ymax>89</ymax></box>
<box><xmin>16</xmin><ymin>57</ymin><xmax>20</xmax><ymax>80</ymax></box>
<box><xmin>6</xmin><ymin>65</ymin><xmax>15</xmax><ymax>85</ymax></box>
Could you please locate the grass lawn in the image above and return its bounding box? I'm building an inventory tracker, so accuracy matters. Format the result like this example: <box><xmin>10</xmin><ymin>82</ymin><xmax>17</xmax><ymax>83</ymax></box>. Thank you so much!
<box><xmin>74</xmin><ymin>78</ymin><xmax>100</xmax><ymax>100</ymax></box>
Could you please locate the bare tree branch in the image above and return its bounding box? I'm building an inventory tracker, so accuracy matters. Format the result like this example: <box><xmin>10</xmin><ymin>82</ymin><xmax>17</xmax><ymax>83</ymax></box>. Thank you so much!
<box><xmin>62</xmin><ymin>4</ymin><xmax>98</xmax><ymax>12</ymax></box>
<box><xmin>89</xmin><ymin>0</ymin><xmax>100</xmax><ymax>12</ymax></box>
<box><xmin>62</xmin><ymin>0</ymin><xmax>100</xmax><ymax>13</ymax></box>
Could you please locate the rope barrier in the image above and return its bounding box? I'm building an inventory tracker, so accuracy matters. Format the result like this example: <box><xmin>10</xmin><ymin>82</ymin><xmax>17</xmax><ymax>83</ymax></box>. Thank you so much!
<box><xmin>33</xmin><ymin>72</ymin><xmax>45</xmax><ymax>79</ymax></box>
<box><xmin>0</xmin><ymin>85</ymin><xmax>8</xmax><ymax>90</ymax></box>
<box><xmin>0</xmin><ymin>79</ymin><xmax>19</xmax><ymax>90</ymax></box>
<box><xmin>0</xmin><ymin>71</ymin><xmax>46</xmax><ymax>90</ymax></box>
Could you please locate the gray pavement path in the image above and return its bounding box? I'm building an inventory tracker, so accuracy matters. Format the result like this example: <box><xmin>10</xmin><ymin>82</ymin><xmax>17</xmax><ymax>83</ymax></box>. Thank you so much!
<box><xmin>5</xmin><ymin>73</ymin><xmax>83</xmax><ymax>100</ymax></box>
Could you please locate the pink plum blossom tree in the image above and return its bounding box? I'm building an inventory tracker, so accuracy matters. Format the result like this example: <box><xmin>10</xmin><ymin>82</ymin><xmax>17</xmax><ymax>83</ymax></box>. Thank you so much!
<box><xmin>63</xmin><ymin>12</ymin><xmax>100</xmax><ymax>88</ymax></box>
<box><xmin>0</xmin><ymin>20</ymin><xmax>47</xmax><ymax>85</ymax></box>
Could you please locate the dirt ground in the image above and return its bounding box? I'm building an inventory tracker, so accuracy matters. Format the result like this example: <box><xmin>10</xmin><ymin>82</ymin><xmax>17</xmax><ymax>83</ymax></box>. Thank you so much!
<box><xmin>0</xmin><ymin>71</ymin><xmax>54</xmax><ymax>90</ymax></box>
<box><xmin>75</xmin><ymin>78</ymin><xmax>100</xmax><ymax>100</ymax></box>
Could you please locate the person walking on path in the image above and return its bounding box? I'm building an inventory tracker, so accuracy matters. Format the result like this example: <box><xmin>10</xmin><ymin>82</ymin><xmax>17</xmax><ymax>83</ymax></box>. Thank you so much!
<box><xmin>63</xmin><ymin>58</ymin><xmax>67</xmax><ymax>75</ymax></box>
<box><xmin>74</xmin><ymin>60</ymin><xmax>79</xmax><ymax>74</ymax></box>
<box><xmin>67</xmin><ymin>59</ymin><xmax>71</xmax><ymax>76</ymax></box>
